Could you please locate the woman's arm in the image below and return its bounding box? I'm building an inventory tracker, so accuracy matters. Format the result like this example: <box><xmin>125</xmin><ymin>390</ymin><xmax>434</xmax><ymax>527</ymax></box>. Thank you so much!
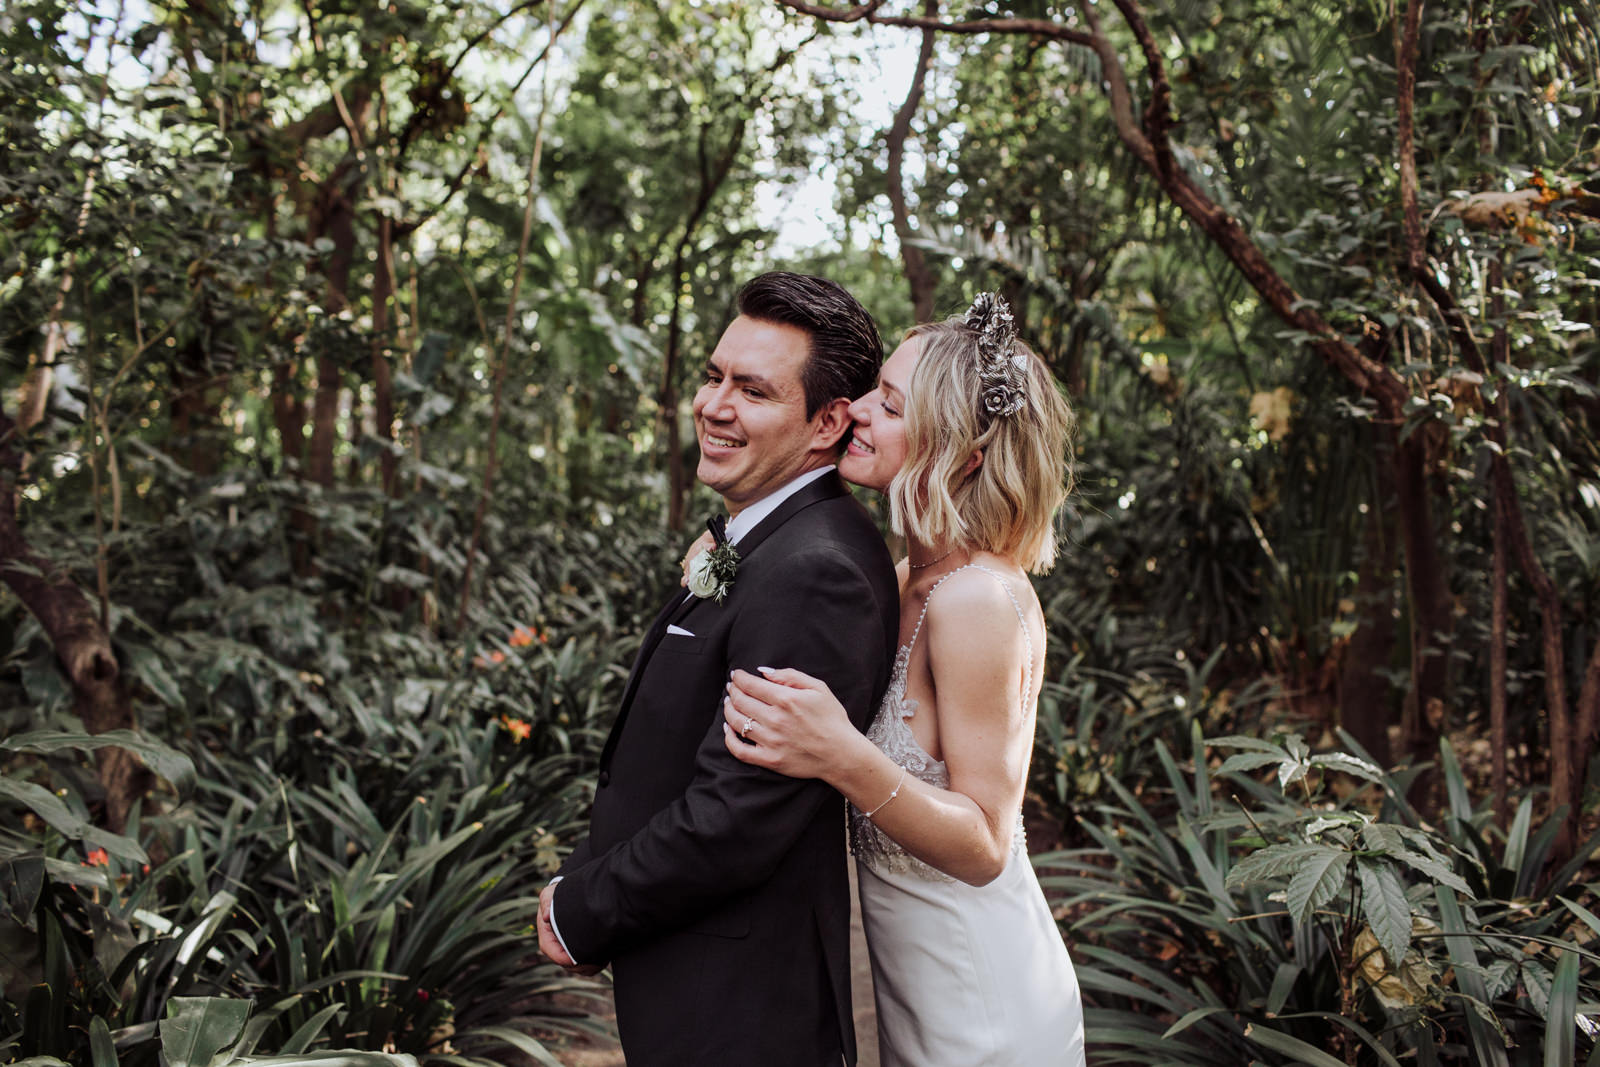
<box><xmin>724</xmin><ymin>571</ymin><xmax>1035</xmax><ymax>886</ymax></box>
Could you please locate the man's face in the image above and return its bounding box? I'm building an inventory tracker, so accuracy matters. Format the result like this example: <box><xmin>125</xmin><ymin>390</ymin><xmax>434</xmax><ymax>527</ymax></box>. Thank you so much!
<box><xmin>693</xmin><ymin>315</ymin><xmax>832</xmax><ymax>515</ymax></box>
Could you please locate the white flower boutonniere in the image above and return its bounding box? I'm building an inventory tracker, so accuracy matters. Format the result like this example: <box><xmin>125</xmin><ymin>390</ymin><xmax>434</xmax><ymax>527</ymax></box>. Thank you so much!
<box><xmin>687</xmin><ymin>515</ymin><xmax>739</xmax><ymax>603</ymax></box>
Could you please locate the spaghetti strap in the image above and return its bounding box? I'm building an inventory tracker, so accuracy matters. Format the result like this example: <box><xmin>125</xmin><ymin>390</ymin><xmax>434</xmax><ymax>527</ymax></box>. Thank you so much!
<box><xmin>908</xmin><ymin>562</ymin><xmax>1034</xmax><ymax>712</ymax></box>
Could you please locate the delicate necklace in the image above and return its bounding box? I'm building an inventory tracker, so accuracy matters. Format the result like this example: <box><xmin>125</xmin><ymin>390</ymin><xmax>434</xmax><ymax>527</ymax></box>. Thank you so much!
<box><xmin>907</xmin><ymin>548</ymin><xmax>956</xmax><ymax>570</ymax></box>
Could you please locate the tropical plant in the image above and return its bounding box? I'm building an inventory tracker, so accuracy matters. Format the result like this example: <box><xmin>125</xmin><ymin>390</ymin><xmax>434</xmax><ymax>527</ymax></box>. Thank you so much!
<box><xmin>1041</xmin><ymin>726</ymin><xmax>1600</xmax><ymax>1065</ymax></box>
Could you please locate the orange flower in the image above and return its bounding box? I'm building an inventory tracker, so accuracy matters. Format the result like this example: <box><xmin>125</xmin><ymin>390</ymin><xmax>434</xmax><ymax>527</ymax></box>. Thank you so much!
<box><xmin>500</xmin><ymin>715</ymin><xmax>532</xmax><ymax>743</ymax></box>
<box><xmin>472</xmin><ymin>655</ymin><xmax>488</xmax><ymax>669</ymax></box>
<box><xmin>489</xmin><ymin>650</ymin><xmax>506</xmax><ymax>665</ymax></box>
<box><xmin>84</xmin><ymin>847</ymin><xmax>109</xmax><ymax>867</ymax></box>
<box><xmin>509</xmin><ymin>626</ymin><xmax>535</xmax><ymax>648</ymax></box>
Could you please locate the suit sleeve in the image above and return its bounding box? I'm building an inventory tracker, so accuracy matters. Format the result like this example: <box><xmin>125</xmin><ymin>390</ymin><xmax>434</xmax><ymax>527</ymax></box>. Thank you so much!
<box><xmin>557</xmin><ymin>835</ymin><xmax>594</xmax><ymax>878</ymax></box>
<box><xmin>551</xmin><ymin>543</ymin><xmax>886</xmax><ymax>963</ymax></box>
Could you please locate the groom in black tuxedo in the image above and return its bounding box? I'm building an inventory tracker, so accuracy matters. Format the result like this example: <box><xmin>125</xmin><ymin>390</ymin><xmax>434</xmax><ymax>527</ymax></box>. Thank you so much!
<box><xmin>538</xmin><ymin>273</ymin><xmax>899</xmax><ymax>1065</ymax></box>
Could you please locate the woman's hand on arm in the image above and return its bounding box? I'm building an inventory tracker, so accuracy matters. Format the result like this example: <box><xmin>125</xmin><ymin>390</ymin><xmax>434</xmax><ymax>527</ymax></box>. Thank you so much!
<box><xmin>721</xmin><ymin>667</ymin><xmax>886</xmax><ymax>786</ymax></box>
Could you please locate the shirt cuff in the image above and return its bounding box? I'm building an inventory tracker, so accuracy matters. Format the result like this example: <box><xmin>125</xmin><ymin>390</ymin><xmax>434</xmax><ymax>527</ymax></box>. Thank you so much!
<box><xmin>547</xmin><ymin>876</ymin><xmax>577</xmax><ymax>962</ymax></box>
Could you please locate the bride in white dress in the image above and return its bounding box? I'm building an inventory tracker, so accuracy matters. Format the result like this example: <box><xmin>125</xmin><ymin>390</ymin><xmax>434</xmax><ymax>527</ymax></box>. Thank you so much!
<box><xmin>716</xmin><ymin>294</ymin><xmax>1087</xmax><ymax>1066</ymax></box>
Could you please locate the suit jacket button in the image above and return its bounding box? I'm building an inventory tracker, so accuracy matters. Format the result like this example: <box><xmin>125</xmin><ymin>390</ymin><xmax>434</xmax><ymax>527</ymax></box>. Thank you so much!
<box><xmin>598</xmin><ymin>770</ymin><xmax>611</xmax><ymax>787</ymax></box>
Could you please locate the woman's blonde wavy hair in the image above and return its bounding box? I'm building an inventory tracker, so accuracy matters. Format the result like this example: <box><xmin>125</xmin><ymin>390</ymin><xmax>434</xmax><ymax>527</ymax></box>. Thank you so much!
<box><xmin>888</xmin><ymin>316</ymin><xmax>1076</xmax><ymax>574</ymax></box>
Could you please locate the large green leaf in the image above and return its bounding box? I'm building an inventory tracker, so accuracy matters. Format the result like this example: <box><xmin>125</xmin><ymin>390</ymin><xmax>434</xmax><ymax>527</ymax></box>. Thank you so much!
<box><xmin>1360</xmin><ymin>825</ymin><xmax>1472</xmax><ymax>895</ymax></box>
<box><xmin>1161</xmin><ymin>1005</ymin><xmax>1232</xmax><ymax>1039</ymax></box>
<box><xmin>1307</xmin><ymin>752</ymin><xmax>1385</xmax><ymax>785</ymax></box>
<box><xmin>455</xmin><ymin>1025</ymin><xmax>564</xmax><ymax>1067</ymax></box>
<box><xmin>1265</xmin><ymin>961</ymin><xmax>1301</xmax><ymax>1016</ymax></box>
<box><xmin>159</xmin><ymin>996</ymin><xmax>251</xmax><ymax>1067</ymax></box>
<box><xmin>2</xmin><ymin>729</ymin><xmax>196</xmax><ymax>793</ymax></box>
<box><xmin>1544</xmin><ymin>950</ymin><xmax>1580</xmax><ymax>1067</ymax></box>
<box><xmin>1356</xmin><ymin>857</ymin><xmax>1411</xmax><ymax>968</ymax></box>
<box><xmin>276</xmin><ymin>1005</ymin><xmax>344</xmax><ymax>1054</ymax></box>
<box><xmin>1286</xmin><ymin>850</ymin><xmax>1350</xmax><ymax>927</ymax></box>
<box><xmin>1244</xmin><ymin>1023</ymin><xmax>1350</xmax><ymax>1066</ymax></box>
<box><xmin>1</xmin><ymin>855</ymin><xmax>46</xmax><ymax>927</ymax></box>
<box><xmin>0</xmin><ymin>778</ymin><xmax>147</xmax><ymax>863</ymax></box>
<box><xmin>1435</xmin><ymin>886</ymin><xmax>1510</xmax><ymax>1067</ymax></box>
<box><xmin>1275</xmin><ymin>1011</ymin><xmax>1405</xmax><ymax>1067</ymax></box>
<box><xmin>1439</xmin><ymin>741</ymin><xmax>1475</xmax><ymax>824</ymax></box>
<box><xmin>233</xmin><ymin>1055</ymin><xmax>419</xmax><ymax>1067</ymax></box>
<box><xmin>88</xmin><ymin>1017</ymin><xmax>118</xmax><ymax>1067</ymax></box>
<box><xmin>1225</xmin><ymin>843</ymin><xmax>1329</xmax><ymax>889</ymax></box>
<box><xmin>1560</xmin><ymin>896</ymin><xmax>1600</xmax><ymax>940</ymax></box>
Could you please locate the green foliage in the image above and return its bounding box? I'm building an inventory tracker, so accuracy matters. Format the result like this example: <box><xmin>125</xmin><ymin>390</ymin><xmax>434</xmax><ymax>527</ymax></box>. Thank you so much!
<box><xmin>0</xmin><ymin>682</ymin><xmax>607</xmax><ymax>1064</ymax></box>
<box><xmin>3</xmin><ymin>0</ymin><xmax>1600</xmax><ymax>1062</ymax></box>
<box><xmin>1041</xmin><ymin>726</ymin><xmax>1600</xmax><ymax>1065</ymax></box>
<box><xmin>0</xmin><ymin>464</ymin><xmax>674</xmax><ymax>1059</ymax></box>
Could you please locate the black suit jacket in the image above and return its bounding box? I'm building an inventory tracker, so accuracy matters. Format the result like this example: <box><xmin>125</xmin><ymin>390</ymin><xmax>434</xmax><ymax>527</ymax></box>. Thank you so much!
<box><xmin>554</xmin><ymin>472</ymin><xmax>899</xmax><ymax>1066</ymax></box>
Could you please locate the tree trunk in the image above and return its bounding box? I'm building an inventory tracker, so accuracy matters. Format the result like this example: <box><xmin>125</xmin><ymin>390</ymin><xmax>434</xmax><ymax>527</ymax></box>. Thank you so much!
<box><xmin>307</xmin><ymin>168</ymin><xmax>357</xmax><ymax>489</ymax></box>
<box><xmin>272</xmin><ymin>359</ymin><xmax>305</xmax><ymax>471</ymax></box>
<box><xmin>168</xmin><ymin>300</ymin><xmax>226</xmax><ymax>478</ymax></box>
<box><xmin>1059</xmin><ymin>319</ymin><xmax>1088</xmax><ymax>399</ymax></box>
<box><xmin>885</xmin><ymin>0</ymin><xmax>938</xmax><ymax>322</ymax></box>
<box><xmin>1488</xmin><ymin>261</ymin><xmax>1510</xmax><ymax>821</ymax></box>
<box><xmin>1577</xmin><ymin>637</ymin><xmax>1600</xmax><ymax>795</ymax></box>
<box><xmin>1489</xmin><ymin>471</ymin><xmax>1510</xmax><ymax>823</ymax></box>
<box><xmin>307</xmin><ymin>359</ymin><xmax>342</xmax><ymax>489</ymax></box>
<box><xmin>1339</xmin><ymin>432</ymin><xmax>1398</xmax><ymax>767</ymax></box>
<box><xmin>373</xmin><ymin>212</ymin><xmax>398</xmax><ymax>496</ymax></box>
<box><xmin>0</xmin><ymin>405</ymin><xmax>148</xmax><ymax>832</ymax></box>
<box><xmin>16</xmin><ymin>167</ymin><xmax>97</xmax><ymax>490</ymax></box>
<box><xmin>1394</xmin><ymin>431</ymin><xmax>1451</xmax><ymax>786</ymax></box>
<box><xmin>169</xmin><ymin>364</ymin><xmax>225</xmax><ymax>477</ymax></box>
<box><xmin>663</xmin><ymin>297</ymin><xmax>687</xmax><ymax>532</ymax></box>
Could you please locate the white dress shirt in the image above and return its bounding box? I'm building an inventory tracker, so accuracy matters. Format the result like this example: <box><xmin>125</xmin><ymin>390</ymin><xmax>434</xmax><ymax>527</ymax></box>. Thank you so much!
<box><xmin>725</xmin><ymin>464</ymin><xmax>834</xmax><ymax>544</ymax></box>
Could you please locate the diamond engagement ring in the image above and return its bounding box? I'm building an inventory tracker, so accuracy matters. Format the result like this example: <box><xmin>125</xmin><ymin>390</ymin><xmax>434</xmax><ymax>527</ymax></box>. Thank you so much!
<box><xmin>741</xmin><ymin>715</ymin><xmax>755</xmax><ymax>739</ymax></box>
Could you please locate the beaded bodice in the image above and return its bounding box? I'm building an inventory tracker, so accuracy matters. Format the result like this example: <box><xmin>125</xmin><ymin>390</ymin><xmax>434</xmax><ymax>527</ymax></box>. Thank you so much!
<box><xmin>850</xmin><ymin>563</ymin><xmax>1032</xmax><ymax>879</ymax></box>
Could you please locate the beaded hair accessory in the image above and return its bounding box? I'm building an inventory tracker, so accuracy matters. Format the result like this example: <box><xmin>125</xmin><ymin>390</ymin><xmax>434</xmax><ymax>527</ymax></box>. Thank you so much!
<box><xmin>964</xmin><ymin>292</ymin><xmax>1028</xmax><ymax>418</ymax></box>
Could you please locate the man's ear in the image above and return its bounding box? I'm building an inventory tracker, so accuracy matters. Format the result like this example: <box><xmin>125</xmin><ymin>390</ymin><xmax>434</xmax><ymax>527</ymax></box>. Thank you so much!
<box><xmin>961</xmin><ymin>449</ymin><xmax>984</xmax><ymax>478</ymax></box>
<box><xmin>810</xmin><ymin>397</ymin><xmax>853</xmax><ymax>454</ymax></box>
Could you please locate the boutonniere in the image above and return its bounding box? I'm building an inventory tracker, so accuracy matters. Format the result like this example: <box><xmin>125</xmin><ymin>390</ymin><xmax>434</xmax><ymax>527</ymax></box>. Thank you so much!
<box><xmin>686</xmin><ymin>515</ymin><xmax>739</xmax><ymax>603</ymax></box>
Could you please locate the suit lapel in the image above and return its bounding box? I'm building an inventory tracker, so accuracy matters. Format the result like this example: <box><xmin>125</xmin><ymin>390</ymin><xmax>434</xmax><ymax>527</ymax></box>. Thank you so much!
<box><xmin>731</xmin><ymin>469</ymin><xmax>848</xmax><ymax>560</ymax></box>
<box><xmin>599</xmin><ymin>470</ymin><xmax>853</xmax><ymax>773</ymax></box>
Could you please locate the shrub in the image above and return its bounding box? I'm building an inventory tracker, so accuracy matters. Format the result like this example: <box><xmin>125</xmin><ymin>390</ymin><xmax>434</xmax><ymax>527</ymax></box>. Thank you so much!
<box><xmin>1039</xmin><ymin>725</ymin><xmax>1600</xmax><ymax>1065</ymax></box>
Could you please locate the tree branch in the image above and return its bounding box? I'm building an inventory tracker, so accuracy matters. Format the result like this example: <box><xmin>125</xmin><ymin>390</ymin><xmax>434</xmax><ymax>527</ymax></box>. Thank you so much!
<box><xmin>395</xmin><ymin>0</ymin><xmax>587</xmax><ymax>239</ymax></box>
<box><xmin>1397</xmin><ymin>0</ymin><xmax>1426</xmax><ymax>275</ymax></box>
<box><xmin>771</xmin><ymin>0</ymin><xmax>1091</xmax><ymax>44</ymax></box>
<box><xmin>1107</xmin><ymin>0</ymin><xmax>1175</xmax><ymax>173</ymax></box>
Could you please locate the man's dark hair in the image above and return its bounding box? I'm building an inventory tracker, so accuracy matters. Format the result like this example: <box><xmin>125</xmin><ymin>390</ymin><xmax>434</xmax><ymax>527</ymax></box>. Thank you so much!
<box><xmin>736</xmin><ymin>272</ymin><xmax>883</xmax><ymax>423</ymax></box>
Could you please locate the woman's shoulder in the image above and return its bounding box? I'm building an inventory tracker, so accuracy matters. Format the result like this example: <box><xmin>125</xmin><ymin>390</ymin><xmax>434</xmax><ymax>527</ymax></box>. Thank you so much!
<box><xmin>924</xmin><ymin>557</ymin><xmax>1036</xmax><ymax>634</ymax></box>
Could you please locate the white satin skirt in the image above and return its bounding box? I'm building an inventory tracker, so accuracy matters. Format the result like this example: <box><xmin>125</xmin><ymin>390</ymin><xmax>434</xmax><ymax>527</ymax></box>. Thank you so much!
<box><xmin>857</xmin><ymin>850</ymin><xmax>1087</xmax><ymax>1066</ymax></box>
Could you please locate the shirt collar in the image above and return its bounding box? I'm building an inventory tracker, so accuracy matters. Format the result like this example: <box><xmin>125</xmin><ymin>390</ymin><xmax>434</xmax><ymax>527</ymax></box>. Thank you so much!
<box><xmin>725</xmin><ymin>465</ymin><xmax>834</xmax><ymax>545</ymax></box>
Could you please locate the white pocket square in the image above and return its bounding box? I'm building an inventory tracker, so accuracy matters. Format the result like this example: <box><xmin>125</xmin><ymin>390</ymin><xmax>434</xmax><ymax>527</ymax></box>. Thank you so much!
<box><xmin>666</xmin><ymin>624</ymin><xmax>695</xmax><ymax>637</ymax></box>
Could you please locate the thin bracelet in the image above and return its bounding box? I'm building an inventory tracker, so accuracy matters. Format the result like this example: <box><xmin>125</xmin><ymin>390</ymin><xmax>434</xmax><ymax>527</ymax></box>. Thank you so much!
<box><xmin>865</xmin><ymin>768</ymin><xmax>908</xmax><ymax>819</ymax></box>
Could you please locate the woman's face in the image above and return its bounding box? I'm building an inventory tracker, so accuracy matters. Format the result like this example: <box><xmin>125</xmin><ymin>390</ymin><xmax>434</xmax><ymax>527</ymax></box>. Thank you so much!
<box><xmin>839</xmin><ymin>337</ymin><xmax>921</xmax><ymax>492</ymax></box>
